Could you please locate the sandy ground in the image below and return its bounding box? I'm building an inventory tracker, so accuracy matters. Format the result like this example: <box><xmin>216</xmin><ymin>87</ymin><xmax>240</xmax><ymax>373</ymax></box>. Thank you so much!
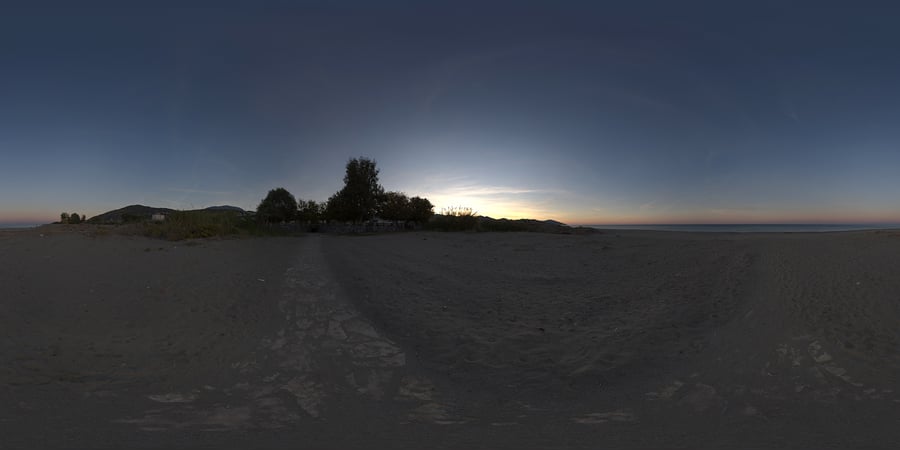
<box><xmin>2</xmin><ymin>226</ymin><xmax>900</xmax><ymax>448</ymax></box>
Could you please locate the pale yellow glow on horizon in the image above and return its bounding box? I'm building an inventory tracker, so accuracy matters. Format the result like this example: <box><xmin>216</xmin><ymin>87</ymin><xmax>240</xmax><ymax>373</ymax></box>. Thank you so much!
<box><xmin>430</xmin><ymin>196</ymin><xmax>550</xmax><ymax>221</ymax></box>
<box><xmin>432</xmin><ymin>198</ymin><xmax>900</xmax><ymax>226</ymax></box>
<box><xmin>422</xmin><ymin>190</ymin><xmax>900</xmax><ymax>226</ymax></box>
<box><xmin>422</xmin><ymin>183</ymin><xmax>561</xmax><ymax>221</ymax></box>
<box><xmin>0</xmin><ymin>211</ymin><xmax>59</xmax><ymax>224</ymax></box>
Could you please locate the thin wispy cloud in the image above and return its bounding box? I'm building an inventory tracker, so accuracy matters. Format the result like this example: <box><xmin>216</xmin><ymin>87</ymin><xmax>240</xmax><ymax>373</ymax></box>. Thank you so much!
<box><xmin>438</xmin><ymin>185</ymin><xmax>553</xmax><ymax>197</ymax></box>
<box><xmin>638</xmin><ymin>200</ymin><xmax>659</xmax><ymax>211</ymax></box>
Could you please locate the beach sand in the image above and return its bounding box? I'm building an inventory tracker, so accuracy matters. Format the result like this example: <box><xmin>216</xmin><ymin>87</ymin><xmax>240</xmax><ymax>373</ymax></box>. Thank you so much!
<box><xmin>2</xmin><ymin>226</ymin><xmax>900</xmax><ymax>448</ymax></box>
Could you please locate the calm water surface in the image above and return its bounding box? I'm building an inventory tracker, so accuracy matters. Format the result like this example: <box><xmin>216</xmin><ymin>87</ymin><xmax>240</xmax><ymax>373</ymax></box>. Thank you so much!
<box><xmin>588</xmin><ymin>224</ymin><xmax>900</xmax><ymax>233</ymax></box>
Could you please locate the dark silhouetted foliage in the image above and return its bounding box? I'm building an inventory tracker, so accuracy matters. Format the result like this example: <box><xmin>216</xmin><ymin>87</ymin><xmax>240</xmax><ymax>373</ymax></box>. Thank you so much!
<box><xmin>408</xmin><ymin>196</ymin><xmax>434</xmax><ymax>224</ymax></box>
<box><xmin>426</xmin><ymin>206</ymin><xmax>477</xmax><ymax>231</ymax></box>
<box><xmin>378</xmin><ymin>191</ymin><xmax>410</xmax><ymax>224</ymax></box>
<box><xmin>60</xmin><ymin>212</ymin><xmax>69</xmax><ymax>224</ymax></box>
<box><xmin>257</xmin><ymin>187</ymin><xmax>297</xmax><ymax>223</ymax></box>
<box><xmin>297</xmin><ymin>199</ymin><xmax>324</xmax><ymax>227</ymax></box>
<box><xmin>324</xmin><ymin>191</ymin><xmax>351</xmax><ymax>222</ymax></box>
<box><xmin>144</xmin><ymin>210</ymin><xmax>245</xmax><ymax>240</ymax></box>
<box><xmin>327</xmin><ymin>157</ymin><xmax>384</xmax><ymax>223</ymax></box>
<box><xmin>121</xmin><ymin>213</ymin><xmax>143</xmax><ymax>223</ymax></box>
<box><xmin>69</xmin><ymin>213</ymin><xmax>82</xmax><ymax>224</ymax></box>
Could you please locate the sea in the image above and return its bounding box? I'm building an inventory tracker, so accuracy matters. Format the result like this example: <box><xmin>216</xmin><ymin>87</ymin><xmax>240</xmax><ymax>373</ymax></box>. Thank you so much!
<box><xmin>0</xmin><ymin>223</ymin><xmax>41</xmax><ymax>229</ymax></box>
<box><xmin>587</xmin><ymin>224</ymin><xmax>900</xmax><ymax>233</ymax></box>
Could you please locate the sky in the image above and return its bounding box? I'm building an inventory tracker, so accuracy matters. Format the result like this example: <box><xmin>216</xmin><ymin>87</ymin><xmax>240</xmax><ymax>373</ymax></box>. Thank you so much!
<box><xmin>2</xmin><ymin>1</ymin><xmax>900</xmax><ymax>226</ymax></box>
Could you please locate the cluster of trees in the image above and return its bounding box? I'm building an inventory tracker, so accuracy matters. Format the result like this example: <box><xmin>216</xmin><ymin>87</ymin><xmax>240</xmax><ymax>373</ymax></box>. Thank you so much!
<box><xmin>59</xmin><ymin>212</ymin><xmax>84</xmax><ymax>224</ymax></box>
<box><xmin>256</xmin><ymin>157</ymin><xmax>434</xmax><ymax>227</ymax></box>
<box><xmin>378</xmin><ymin>192</ymin><xmax>435</xmax><ymax>225</ymax></box>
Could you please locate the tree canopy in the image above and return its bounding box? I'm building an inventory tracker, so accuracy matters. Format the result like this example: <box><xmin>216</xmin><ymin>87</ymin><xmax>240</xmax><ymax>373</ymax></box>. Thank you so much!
<box><xmin>408</xmin><ymin>196</ymin><xmax>435</xmax><ymax>224</ymax></box>
<box><xmin>59</xmin><ymin>212</ymin><xmax>82</xmax><ymax>224</ymax></box>
<box><xmin>377</xmin><ymin>192</ymin><xmax>434</xmax><ymax>225</ymax></box>
<box><xmin>327</xmin><ymin>157</ymin><xmax>384</xmax><ymax>223</ymax></box>
<box><xmin>256</xmin><ymin>187</ymin><xmax>297</xmax><ymax>223</ymax></box>
<box><xmin>378</xmin><ymin>191</ymin><xmax>410</xmax><ymax>223</ymax></box>
<box><xmin>297</xmin><ymin>199</ymin><xmax>323</xmax><ymax>223</ymax></box>
<box><xmin>255</xmin><ymin>157</ymin><xmax>433</xmax><ymax>230</ymax></box>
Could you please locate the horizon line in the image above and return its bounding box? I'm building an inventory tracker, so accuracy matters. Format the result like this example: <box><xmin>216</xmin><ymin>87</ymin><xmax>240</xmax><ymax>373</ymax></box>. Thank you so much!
<box><xmin>578</xmin><ymin>222</ymin><xmax>900</xmax><ymax>226</ymax></box>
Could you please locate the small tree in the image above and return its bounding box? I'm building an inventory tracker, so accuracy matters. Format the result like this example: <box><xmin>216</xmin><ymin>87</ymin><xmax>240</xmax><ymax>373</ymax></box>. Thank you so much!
<box><xmin>69</xmin><ymin>213</ymin><xmax>82</xmax><ymax>224</ymax></box>
<box><xmin>60</xmin><ymin>212</ymin><xmax>69</xmax><ymax>224</ymax></box>
<box><xmin>257</xmin><ymin>187</ymin><xmax>298</xmax><ymax>224</ymax></box>
<box><xmin>378</xmin><ymin>191</ymin><xmax>410</xmax><ymax>225</ymax></box>
<box><xmin>408</xmin><ymin>196</ymin><xmax>434</xmax><ymax>225</ymax></box>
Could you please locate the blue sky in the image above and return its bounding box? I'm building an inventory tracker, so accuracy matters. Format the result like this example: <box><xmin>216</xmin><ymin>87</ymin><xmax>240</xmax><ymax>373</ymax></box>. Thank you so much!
<box><xmin>2</xmin><ymin>1</ymin><xmax>900</xmax><ymax>225</ymax></box>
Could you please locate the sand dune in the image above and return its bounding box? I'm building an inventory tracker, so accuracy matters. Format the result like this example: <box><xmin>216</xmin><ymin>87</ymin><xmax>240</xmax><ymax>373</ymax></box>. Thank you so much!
<box><xmin>2</xmin><ymin>227</ymin><xmax>900</xmax><ymax>448</ymax></box>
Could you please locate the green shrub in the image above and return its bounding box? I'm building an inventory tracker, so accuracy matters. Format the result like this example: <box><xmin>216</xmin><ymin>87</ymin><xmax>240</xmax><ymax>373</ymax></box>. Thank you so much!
<box><xmin>142</xmin><ymin>210</ymin><xmax>244</xmax><ymax>240</ymax></box>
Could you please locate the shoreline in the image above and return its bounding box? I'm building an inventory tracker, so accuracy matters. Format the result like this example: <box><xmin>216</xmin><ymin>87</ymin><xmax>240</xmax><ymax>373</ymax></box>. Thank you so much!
<box><xmin>587</xmin><ymin>224</ymin><xmax>900</xmax><ymax>233</ymax></box>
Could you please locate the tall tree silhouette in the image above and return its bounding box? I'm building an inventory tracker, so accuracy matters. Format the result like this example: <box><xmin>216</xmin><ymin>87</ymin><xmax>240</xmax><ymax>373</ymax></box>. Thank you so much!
<box><xmin>328</xmin><ymin>157</ymin><xmax>384</xmax><ymax>223</ymax></box>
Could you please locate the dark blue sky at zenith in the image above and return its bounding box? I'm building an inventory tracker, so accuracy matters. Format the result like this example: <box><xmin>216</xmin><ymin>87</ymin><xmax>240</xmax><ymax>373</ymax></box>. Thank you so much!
<box><xmin>2</xmin><ymin>1</ymin><xmax>900</xmax><ymax>225</ymax></box>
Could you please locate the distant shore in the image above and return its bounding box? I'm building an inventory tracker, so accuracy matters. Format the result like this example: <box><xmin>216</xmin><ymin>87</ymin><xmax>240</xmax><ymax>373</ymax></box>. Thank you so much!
<box><xmin>0</xmin><ymin>223</ymin><xmax>41</xmax><ymax>229</ymax></box>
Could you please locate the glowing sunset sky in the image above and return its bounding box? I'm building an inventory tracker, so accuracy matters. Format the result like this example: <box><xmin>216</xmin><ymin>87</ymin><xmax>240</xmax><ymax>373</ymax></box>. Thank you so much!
<box><xmin>2</xmin><ymin>2</ymin><xmax>900</xmax><ymax>225</ymax></box>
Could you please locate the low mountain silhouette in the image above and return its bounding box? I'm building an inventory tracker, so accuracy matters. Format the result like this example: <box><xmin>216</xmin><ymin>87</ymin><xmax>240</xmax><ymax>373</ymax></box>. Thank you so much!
<box><xmin>88</xmin><ymin>205</ymin><xmax>246</xmax><ymax>224</ymax></box>
<box><xmin>475</xmin><ymin>216</ymin><xmax>596</xmax><ymax>233</ymax></box>
<box><xmin>204</xmin><ymin>205</ymin><xmax>246</xmax><ymax>213</ymax></box>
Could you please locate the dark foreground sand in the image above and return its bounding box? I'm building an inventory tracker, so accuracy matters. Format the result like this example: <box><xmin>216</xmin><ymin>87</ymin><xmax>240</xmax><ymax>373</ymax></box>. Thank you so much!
<box><xmin>3</xmin><ymin>226</ymin><xmax>900</xmax><ymax>448</ymax></box>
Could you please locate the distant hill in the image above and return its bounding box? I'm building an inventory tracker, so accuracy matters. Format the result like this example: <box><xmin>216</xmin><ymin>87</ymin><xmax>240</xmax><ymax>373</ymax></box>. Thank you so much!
<box><xmin>502</xmin><ymin>218</ymin><xmax>596</xmax><ymax>234</ymax></box>
<box><xmin>426</xmin><ymin>214</ymin><xmax>597</xmax><ymax>234</ymax></box>
<box><xmin>88</xmin><ymin>205</ymin><xmax>247</xmax><ymax>224</ymax></box>
<box><xmin>87</xmin><ymin>205</ymin><xmax>174</xmax><ymax>224</ymax></box>
<box><xmin>477</xmin><ymin>216</ymin><xmax>580</xmax><ymax>233</ymax></box>
<box><xmin>204</xmin><ymin>205</ymin><xmax>246</xmax><ymax>213</ymax></box>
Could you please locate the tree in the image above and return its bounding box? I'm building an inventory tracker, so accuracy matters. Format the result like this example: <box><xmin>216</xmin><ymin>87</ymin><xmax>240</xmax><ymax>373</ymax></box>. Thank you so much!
<box><xmin>297</xmin><ymin>199</ymin><xmax>323</xmax><ymax>224</ymax></box>
<box><xmin>408</xmin><ymin>196</ymin><xmax>434</xmax><ymax>225</ymax></box>
<box><xmin>257</xmin><ymin>187</ymin><xmax>298</xmax><ymax>223</ymax></box>
<box><xmin>69</xmin><ymin>213</ymin><xmax>82</xmax><ymax>224</ymax></box>
<box><xmin>325</xmin><ymin>191</ymin><xmax>351</xmax><ymax>222</ymax></box>
<box><xmin>378</xmin><ymin>191</ymin><xmax>410</xmax><ymax>225</ymax></box>
<box><xmin>60</xmin><ymin>212</ymin><xmax>69</xmax><ymax>224</ymax></box>
<box><xmin>331</xmin><ymin>157</ymin><xmax>384</xmax><ymax>223</ymax></box>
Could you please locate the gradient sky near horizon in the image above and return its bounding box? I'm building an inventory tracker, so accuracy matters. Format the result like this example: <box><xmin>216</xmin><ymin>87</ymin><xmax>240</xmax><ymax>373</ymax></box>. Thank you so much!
<box><xmin>3</xmin><ymin>1</ymin><xmax>900</xmax><ymax>226</ymax></box>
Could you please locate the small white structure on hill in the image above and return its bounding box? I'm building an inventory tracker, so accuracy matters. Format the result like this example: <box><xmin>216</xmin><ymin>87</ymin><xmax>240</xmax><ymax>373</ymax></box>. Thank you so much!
<box><xmin>151</xmin><ymin>213</ymin><xmax>166</xmax><ymax>222</ymax></box>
